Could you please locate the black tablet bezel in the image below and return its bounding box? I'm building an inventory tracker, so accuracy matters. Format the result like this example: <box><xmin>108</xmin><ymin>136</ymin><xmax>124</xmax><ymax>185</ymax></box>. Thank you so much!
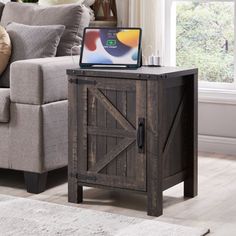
<box><xmin>79</xmin><ymin>27</ymin><xmax>142</xmax><ymax>69</ymax></box>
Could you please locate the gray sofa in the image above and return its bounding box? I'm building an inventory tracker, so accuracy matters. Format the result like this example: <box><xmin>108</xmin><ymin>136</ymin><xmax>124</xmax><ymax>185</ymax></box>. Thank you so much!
<box><xmin>0</xmin><ymin>2</ymin><xmax>90</xmax><ymax>193</ymax></box>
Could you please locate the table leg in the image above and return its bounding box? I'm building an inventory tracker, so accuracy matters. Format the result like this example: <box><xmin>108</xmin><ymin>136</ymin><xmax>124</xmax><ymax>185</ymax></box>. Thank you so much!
<box><xmin>68</xmin><ymin>177</ymin><xmax>83</xmax><ymax>203</ymax></box>
<box><xmin>147</xmin><ymin>80</ymin><xmax>163</xmax><ymax>217</ymax></box>
<box><xmin>184</xmin><ymin>73</ymin><xmax>198</xmax><ymax>198</ymax></box>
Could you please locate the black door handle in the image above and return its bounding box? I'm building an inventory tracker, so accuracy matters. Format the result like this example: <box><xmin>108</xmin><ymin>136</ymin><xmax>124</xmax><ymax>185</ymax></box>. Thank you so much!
<box><xmin>137</xmin><ymin>118</ymin><xmax>145</xmax><ymax>153</ymax></box>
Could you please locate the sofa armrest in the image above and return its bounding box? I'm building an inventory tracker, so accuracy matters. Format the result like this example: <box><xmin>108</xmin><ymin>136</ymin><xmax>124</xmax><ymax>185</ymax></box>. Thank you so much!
<box><xmin>10</xmin><ymin>56</ymin><xmax>78</xmax><ymax>105</ymax></box>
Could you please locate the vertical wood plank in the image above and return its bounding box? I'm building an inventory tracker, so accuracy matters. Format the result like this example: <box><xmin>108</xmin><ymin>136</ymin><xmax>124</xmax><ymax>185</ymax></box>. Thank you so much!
<box><xmin>96</xmin><ymin>89</ymin><xmax>107</xmax><ymax>174</ymax></box>
<box><xmin>88</xmin><ymin>90</ymin><xmax>97</xmax><ymax>170</ymax></box>
<box><xmin>126</xmin><ymin>90</ymin><xmax>136</xmax><ymax>178</ymax></box>
<box><xmin>68</xmin><ymin>76</ymin><xmax>83</xmax><ymax>203</ymax></box>
<box><xmin>106</xmin><ymin>90</ymin><xmax>117</xmax><ymax>176</ymax></box>
<box><xmin>184</xmin><ymin>73</ymin><xmax>198</xmax><ymax>197</ymax></box>
<box><xmin>77</xmin><ymin>82</ymin><xmax>88</xmax><ymax>174</ymax></box>
<box><xmin>135</xmin><ymin>80</ymin><xmax>147</xmax><ymax>186</ymax></box>
<box><xmin>147</xmin><ymin>79</ymin><xmax>163</xmax><ymax>217</ymax></box>
<box><xmin>116</xmin><ymin>91</ymin><xmax>127</xmax><ymax>177</ymax></box>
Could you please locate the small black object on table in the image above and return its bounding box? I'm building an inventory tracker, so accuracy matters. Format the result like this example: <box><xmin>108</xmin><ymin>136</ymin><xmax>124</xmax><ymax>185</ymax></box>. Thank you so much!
<box><xmin>67</xmin><ymin>66</ymin><xmax>198</xmax><ymax>217</ymax></box>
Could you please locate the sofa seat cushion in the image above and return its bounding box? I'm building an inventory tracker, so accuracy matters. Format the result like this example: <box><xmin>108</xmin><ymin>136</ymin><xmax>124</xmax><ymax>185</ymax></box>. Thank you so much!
<box><xmin>1</xmin><ymin>2</ymin><xmax>90</xmax><ymax>56</ymax></box>
<box><xmin>0</xmin><ymin>88</ymin><xmax>10</xmax><ymax>123</ymax></box>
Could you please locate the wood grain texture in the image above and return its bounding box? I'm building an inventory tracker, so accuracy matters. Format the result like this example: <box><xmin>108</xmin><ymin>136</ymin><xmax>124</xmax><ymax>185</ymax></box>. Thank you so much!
<box><xmin>78</xmin><ymin>171</ymin><xmax>145</xmax><ymax>191</ymax></box>
<box><xmin>68</xmin><ymin>76</ymin><xmax>82</xmax><ymax>203</ymax></box>
<box><xmin>70</xmin><ymin>78</ymin><xmax>147</xmax><ymax>192</ymax></box>
<box><xmin>147</xmin><ymin>79</ymin><xmax>163</xmax><ymax>217</ymax></box>
<box><xmin>88</xmin><ymin>90</ymin><xmax>97</xmax><ymax>170</ymax></box>
<box><xmin>96</xmin><ymin>89</ymin><xmax>107</xmax><ymax>174</ymax></box>
<box><xmin>89</xmin><ymin>87</ymin><xmax>135</xmax><ymax>131</ymax></box>
<box><xmin>135</xmin><ymin>81</ymin><xmax>147</xmax><ymax>186</ymax></box>
<box><xmin>87</xmin><ymin>127</ymin><xmax>136</xmax><ymax>139</ymax></box>
<box><xmin>126</xmin><ymin>90</ymin><xmax>136</xmax><ymax>179</ymax></box>
<box><xmin>106</xmin><ymin>90</ymin><xmax>118</xmax><ymax>176</ymax></box>
<box><xmin>68</xmin><ymin>67</ymin><xmax>198</xmax><ymax>217</ymax></box>
<box><xmin>67</xmin><ymin>67</ymin><xmax>198</xmax><ymax>80</ymax></box>
<box><xmin>162</xmin><ymin>92</ymin><xmax>187</xmax><ymax>159</ymax></box>
<box><xmin>90</xmin><ymin>138</ymin><xmax>135</xmax><ymax>173</ymax></box>
<box><xmin>116</xmin><ymin>91</ymin><xmax>127</xmax><ymax>177</ymax></box>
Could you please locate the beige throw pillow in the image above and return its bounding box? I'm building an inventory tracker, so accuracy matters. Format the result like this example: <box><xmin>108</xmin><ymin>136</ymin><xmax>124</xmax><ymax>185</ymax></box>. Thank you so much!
<box><xmin>0</xmin><ymin>25</ymin><xmax>11</xmax><ymax>76</ymax></box>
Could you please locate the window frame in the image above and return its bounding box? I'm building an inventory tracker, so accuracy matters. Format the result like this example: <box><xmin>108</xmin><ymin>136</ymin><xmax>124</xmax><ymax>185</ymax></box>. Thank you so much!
<box><xmin>165</xmin><ymin>0</ymin><xmax>236</xmax><ymax>91</ymax></box>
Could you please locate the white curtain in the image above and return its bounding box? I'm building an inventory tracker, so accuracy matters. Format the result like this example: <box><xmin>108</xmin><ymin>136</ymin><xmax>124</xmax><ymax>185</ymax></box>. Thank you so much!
<box><xmin>116</xmin><ymin>0</ymin><xmax>165</xmax><ymax>63</ymax></box>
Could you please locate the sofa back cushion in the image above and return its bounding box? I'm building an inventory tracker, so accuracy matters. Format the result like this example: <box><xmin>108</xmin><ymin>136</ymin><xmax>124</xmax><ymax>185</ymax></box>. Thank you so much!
<box><xmin>0</xmin><ymin>22</ymin><xmax>65</xmax><ymax>88</ymax></box>
<box><xmin>0</xmin><ymin>2</ymin><xmax>90</xmax><ymax>56</ymax></box>
<box><xmin>0</xmin><ymin>25</ymin><xmax>11</xmax><ymax>77</ymax></box>
<box><xmin>0</xmin><ymin>2</ymin><xmax>4</xmax><ymax>21</ymax></box>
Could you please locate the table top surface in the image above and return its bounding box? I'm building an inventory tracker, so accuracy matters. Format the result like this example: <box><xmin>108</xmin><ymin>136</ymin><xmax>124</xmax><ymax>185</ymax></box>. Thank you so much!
<box><xmin>67</xmin><ymin>66</ymin><xmax>198</xmax><ymax>80</ymax></box>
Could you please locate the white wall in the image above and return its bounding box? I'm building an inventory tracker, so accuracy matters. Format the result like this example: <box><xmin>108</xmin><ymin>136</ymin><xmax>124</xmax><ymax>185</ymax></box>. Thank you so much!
<box><xmin>198</xmin><ymin>92</ymin><xmax>236</xmax><ymax>155</ymax></box>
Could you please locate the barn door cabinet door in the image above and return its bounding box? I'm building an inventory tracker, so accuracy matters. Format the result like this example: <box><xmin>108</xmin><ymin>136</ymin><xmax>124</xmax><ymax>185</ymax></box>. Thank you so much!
<box><xmin>71</xmin><ymin>77</ymin><xmax>147</xmax><ymax>192</ymax></box>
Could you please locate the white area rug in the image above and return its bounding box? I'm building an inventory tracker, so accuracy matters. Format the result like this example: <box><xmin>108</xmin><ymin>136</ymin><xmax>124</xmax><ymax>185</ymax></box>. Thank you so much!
<box><xmin>0</xmin><ymin>194</ymin><xmax>209</xmax><ymax>236</ymax></box>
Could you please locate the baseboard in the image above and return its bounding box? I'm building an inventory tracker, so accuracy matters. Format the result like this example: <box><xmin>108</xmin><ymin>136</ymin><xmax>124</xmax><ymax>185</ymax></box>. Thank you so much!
<box><xmin>199</xmin><ymin>135</ymin><xmax>236</xmax><ymax>156</ymax></box>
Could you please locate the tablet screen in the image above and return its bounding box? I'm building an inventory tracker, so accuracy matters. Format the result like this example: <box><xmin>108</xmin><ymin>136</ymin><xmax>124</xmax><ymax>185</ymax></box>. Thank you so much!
<box><xmin>80</xmin><ymin>28</ymin><xmax>142</xmax><ymax>68</ymax></box>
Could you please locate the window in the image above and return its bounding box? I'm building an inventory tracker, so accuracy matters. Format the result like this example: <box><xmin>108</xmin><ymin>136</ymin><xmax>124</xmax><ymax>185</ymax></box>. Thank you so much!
<box><xmin>165</xmin><ymin>0</ymin><xmax>236</xmax><ymax>88</ymax></box>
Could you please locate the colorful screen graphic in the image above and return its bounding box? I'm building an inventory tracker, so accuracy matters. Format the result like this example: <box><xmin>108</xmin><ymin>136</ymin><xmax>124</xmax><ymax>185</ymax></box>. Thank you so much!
<box><xmin>81</xmin><ymin>28</ymin><xmax>141</xmax><ymax>66</ymax></box>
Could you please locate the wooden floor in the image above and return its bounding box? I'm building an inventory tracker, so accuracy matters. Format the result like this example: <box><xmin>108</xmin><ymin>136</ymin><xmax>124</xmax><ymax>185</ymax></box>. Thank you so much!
<box><xmin>0</xmin><ymin>152</ymin><xmax>236</xmax><ymax>236</ymax></box>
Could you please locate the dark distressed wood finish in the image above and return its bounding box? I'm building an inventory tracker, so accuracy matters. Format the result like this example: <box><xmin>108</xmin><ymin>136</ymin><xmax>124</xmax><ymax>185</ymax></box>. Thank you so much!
<box><xmin>67</xmin><ymin>66</ymin><xmax>198</xmax><ymax>216</ymax></box>
<box><xmin>184</xmin><ymin>73</ymin><xmax>198</xmax><ymax>197</ymax></box>
<box><xmin>68</xmin><ymin>76</ymin><xmax>83</xmax><ymax>203</ymax></box>
<box><xmin>146</xmin><ymin>79</ymin><xmax>163</xmax><ymax>216</ymax></box>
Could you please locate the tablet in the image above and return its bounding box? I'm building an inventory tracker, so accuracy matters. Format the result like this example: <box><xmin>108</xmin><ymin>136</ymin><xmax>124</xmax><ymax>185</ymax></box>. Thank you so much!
<box><xmin>80</xmin><ymin>27</ymin><xmax>142</xmax><ymax>68</ymax></box>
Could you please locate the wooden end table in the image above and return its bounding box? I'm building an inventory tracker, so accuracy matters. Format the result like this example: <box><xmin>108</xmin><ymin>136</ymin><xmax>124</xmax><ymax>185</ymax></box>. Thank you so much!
<box><xmin>67</xmin><ymin>66</ymin><xmax>198</xmax><ymax>217</ymax></box>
